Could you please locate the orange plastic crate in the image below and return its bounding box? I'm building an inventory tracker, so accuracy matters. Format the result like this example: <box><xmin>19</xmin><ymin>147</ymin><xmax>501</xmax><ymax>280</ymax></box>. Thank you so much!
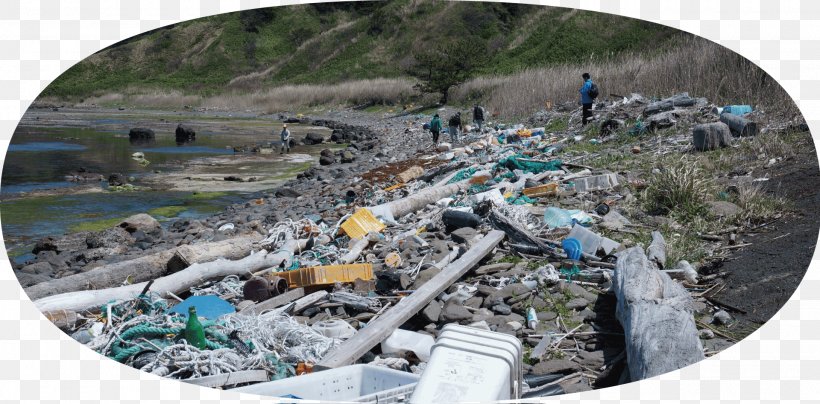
<box><xmin>522</xmin><ymin>182</ymin><xmax>559</xmax><ymax>198</ymax></box>
<box><xmin>279</xmin><ymin>264</ymin><xmax>374</xmax><ymax>288</ymax></box>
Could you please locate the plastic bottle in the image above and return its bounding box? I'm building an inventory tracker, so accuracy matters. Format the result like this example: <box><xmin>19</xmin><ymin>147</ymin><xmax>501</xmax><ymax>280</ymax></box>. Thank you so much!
<box><xmin>526</xmin><ymin>307</ymin><xmax>538</xmax><ymax>329</ymax></box>
<box><xmin>184</xmin><ymin>306</ymin><xmax>207</xmax><ymax>349</ymax></box>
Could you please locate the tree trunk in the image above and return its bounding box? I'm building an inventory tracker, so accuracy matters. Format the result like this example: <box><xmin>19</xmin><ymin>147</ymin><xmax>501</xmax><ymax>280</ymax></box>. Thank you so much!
<box><xmin>34</xmin><ymin>235</ymin><xmax>330</xmax><ymax>313</ymax></box>
<box><xmin>369</xmin><ymin>181</ymin><xmax>469</xmax><ymax>220</ymax></box>
<box><xmin>24</xmin><ymin>234</ymin><xmax>264</xmax><ymax>301</ymax></box>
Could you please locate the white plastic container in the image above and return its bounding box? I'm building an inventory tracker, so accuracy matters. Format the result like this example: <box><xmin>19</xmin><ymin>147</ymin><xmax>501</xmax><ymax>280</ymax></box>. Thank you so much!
<box><xmin>381</xmin><ymin>329</ymin><xmax>435</xmax><ymax>362</ymax></box>
<box><xmin>231</xmin><ymin>364</ymin><xmax>419</xmax><ymax>402</ymax></box>
<box><xmin>409</xmin><ymin>325</ymin><xmax>522</xmax><ymax>403</ymax></box>
<box><xmin>436</xmin><ymin>324</ymin><xmax>523</xmax><ymax>398</ymax></box>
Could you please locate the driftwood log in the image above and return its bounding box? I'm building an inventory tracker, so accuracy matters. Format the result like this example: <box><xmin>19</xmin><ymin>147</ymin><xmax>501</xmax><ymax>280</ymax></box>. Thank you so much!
<box><xmin>720</xmin><ymin>113</ymin><xmax>759</xmax><ymax>137</ymax></box>
<box><xmin>34</xmin><ymin>235</ymin><xmax>330</xmax><ymax>313</ymax></box>
<box><xmin>370</xmin><ymin>181</ymin><xmax>469</xmax><ymax>219</ymax></box>
<box><xmin>317</xmin><ymin>230</ymin><xmax>505</xmax><ymax>369</ymax></box>
<box><xmin>24</xmin><ymin>234</ymin><xmax>264</xmax><ymax>300</ymax></box>
<box><xmin>614</xmin><ymin>247</ymin><xmax>704</xmax><ymax>380</ymax></box>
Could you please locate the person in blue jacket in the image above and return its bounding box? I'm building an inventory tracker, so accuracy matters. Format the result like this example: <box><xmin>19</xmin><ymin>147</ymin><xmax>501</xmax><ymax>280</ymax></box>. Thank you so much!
<box><xmin>579</xmin><ymin>73</ymin><xmax>594</xmax><ymax>126</ymax></box>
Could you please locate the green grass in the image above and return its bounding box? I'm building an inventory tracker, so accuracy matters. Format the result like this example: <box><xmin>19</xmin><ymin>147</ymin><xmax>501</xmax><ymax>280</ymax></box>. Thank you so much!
<box><xmin>0</xmin><ymin>196</ymin><xmax>68</xmax><ymax>227</ymax></box>
<box><xmin>189</xmin><ymin>191</ymin><xmax>230</xmax><ymax>200</ymax></box>
<box><xmin>40</xmin><ymin>1</ymin><xmax>676</xmax><ymax>101</ymax></box>
<box><xmin>68</xmin><ymin>217</ymin><xmax>125</xmax><ymax>233</ymax></box>
<box><xmin>495</xmin><ymin>255</ymin><xmax>524</xmax><ymax>265</ymax></box>
<box><xmin>271</xmin><ymin>162</ymin><xmax>313</xmax><ymax>180</ymax></box>
<box><xmin>544</xmin><ymin>116</ymin><xmax>570</xmax><ymax>132</ymax></box>
<box><xmin>147</xmin><ymin>205</ymin><xmax>188</xmax><ymax>218</ymax></box>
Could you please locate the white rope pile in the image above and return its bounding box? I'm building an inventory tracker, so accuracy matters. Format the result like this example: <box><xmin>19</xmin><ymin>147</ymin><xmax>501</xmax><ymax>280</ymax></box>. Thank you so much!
<box><xmin>143</xmin><ymin>344</ymin><xmax>245</xmax><ymax>378</ymax></box>
<box><xmin>495</xmin><ymin>202</ymin><xmax>541</xmax><ymax>230</ymax></box>
<box><xmin>190</xmin><ymin>275</ymin><xmax>245</xmax><ymax>302</ymax></box>
<box><xmin>225</xmin><ymin>313</ymin><xmax>340</xmax><ymax>364</ymax></box>
<box><xmin>262</xmin><ymin>218</ymin><xmax>319</xmax><ymax>250</ymax></box>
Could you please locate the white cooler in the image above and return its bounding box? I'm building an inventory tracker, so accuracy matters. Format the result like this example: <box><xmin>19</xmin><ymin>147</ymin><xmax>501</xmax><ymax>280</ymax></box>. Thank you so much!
<box><xmin>409</xmin><ymin>324</ymin><xmax>522</xmax><ymax>403</ymax></box>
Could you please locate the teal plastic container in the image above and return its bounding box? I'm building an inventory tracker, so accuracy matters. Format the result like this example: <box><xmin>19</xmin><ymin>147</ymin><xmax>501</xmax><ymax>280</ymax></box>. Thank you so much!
<box><xmin>722</xmin><ymin>105</ymin><xmax>753</xmax><ymax>116</ymax></box>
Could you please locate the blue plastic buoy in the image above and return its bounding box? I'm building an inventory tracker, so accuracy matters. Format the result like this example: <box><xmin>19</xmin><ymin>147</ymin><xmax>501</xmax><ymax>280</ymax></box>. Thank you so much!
<box><xmin>562</xmin><ymin>238</ymin><xmax>583</xmax><ymax>261</ymax></box>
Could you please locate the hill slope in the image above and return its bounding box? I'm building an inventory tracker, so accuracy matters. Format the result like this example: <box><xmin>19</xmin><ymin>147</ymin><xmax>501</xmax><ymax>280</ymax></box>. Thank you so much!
<box><xmin>43</xmin><ymin>1</ymin><xmax>679</xmax><ymax>98</ymax></box>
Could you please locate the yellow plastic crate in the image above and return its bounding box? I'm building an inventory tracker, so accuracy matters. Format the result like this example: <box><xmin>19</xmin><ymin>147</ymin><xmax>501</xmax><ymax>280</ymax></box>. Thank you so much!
<box><xmin>340</xmin><ymin>208</ymin><xmax>385</xmax><ymax>240</ymax></box>
<box><xmin>279</xmin><ymin>264</ymin><xmax>374</xmax><ymax>288</ymax></box>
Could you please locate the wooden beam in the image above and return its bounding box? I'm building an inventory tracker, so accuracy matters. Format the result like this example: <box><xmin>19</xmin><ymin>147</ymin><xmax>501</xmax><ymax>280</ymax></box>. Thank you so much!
<box><xmin>25</xmin><ymin>234</ymin><xmax>263</xmax><ymax>300</ymax></box>
<box><xmin>316</xmin><ymin>230</ymin><xmax>505</xmax><ymax>369</ymax></box>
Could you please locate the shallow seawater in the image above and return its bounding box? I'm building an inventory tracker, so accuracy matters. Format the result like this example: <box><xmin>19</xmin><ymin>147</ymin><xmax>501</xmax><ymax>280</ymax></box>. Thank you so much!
<box><xmin>1</xmin><ymin>115</ymin><xmax>333</xmax><ymax>262</ymax></box>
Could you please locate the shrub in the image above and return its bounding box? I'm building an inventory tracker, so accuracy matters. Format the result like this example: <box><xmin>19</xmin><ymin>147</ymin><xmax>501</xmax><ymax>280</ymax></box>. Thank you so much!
<box><xmin>642</xmin><ymin>156</ymin><xmax>714</xmax><ymax>218</ymax></box>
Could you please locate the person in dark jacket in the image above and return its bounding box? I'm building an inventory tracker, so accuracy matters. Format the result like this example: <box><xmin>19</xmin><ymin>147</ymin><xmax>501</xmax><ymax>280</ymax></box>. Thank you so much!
<box><xmin>472</xmin><ymin>104</ymin><xmax>486</xmax><ymax>133</ymax></box>
<box><xmin>448</xmin><ymin>112</ymin><xmax>463</xmax><ymax>143</ymax></box>
<box><xmin>429</xmin><ymin>114</ymin><xmax>443</xmax><ymax>144</ymax></box>
<box><xmin>579</xmin><ymin>73</ymin><xmax>594</xmax><ymax>126</ymax></box>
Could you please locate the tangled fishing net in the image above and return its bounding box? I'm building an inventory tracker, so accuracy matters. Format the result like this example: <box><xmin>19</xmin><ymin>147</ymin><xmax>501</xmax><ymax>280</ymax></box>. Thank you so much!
<box><xmin>79</xmin><ymin>293</ymin><xmax>339</xmax><ymax>381</ymax></box>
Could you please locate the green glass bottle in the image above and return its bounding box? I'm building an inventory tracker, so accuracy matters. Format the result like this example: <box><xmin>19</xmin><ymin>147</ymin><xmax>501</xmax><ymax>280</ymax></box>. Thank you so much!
<box><xmin>184</xmin><ymin>306</ymin><xmax>207</xmax><ymax>349</ymax></box>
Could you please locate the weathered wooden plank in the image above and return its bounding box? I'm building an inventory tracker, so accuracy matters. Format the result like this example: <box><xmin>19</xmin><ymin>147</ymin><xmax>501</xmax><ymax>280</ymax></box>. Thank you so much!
<box><xmin>238</xmin><ymin>287</ymin><xmax>305</xmax><ymax>315</ymax></box>
<box><xmin>316</xmin><ymin>230</ymin><xmax>505</xmax><ymax>369</ymax></box>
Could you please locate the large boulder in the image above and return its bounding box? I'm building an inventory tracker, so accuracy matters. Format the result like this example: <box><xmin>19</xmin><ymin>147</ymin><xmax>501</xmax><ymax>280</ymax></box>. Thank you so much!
<box><xmin>86</xmin><ymin>227</ymin><xmax>136</xmax><ymax>249</ymax></box>
<box><xmin>303</xmin><ymin>132</ymin><xmax>325</xmax><ymax>145</ymax></box>
<box><xmin>108</xmin><ymin>173</ymin><xmax>127</xmax><ymax>186</ymax></box>
<box><xmin>175</xmin><ymin>124</ymin><xmax>196</xmax><ymax>142</ymax></box>
<box><xmin>319</xmin><ymin>155</ymin><xmax>335</xmax><ymax>166</ymax></box>
<box><xmin>693</xmin><ymin>122</ymin><xmax>732</xmax><ymax>151</ymax></box>
<box><xmin>119</xmin><ymin>213</ymin><xmax>161</xmax><ymax>236</ymax></box>
<box><xmin>340</xmin><ymin>150</ymin><xmax>356</xmax><ymax>163</ymax></box>
<box><xmin>706</xmin><ymin>201</ymin><xmax>741</xmax><ymax>218</ymax></box>
<box><xmin>128</xmin><ymin>128</ymin><xmax>155</xmax><ymax>140</ymax></box>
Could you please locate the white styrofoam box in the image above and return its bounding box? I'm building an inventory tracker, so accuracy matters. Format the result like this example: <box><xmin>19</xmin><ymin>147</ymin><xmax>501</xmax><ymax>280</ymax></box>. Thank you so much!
<box><xmin>231</xmin><ymin>364</ymin><xmax>419</xmax><ymax>402</ymax></box>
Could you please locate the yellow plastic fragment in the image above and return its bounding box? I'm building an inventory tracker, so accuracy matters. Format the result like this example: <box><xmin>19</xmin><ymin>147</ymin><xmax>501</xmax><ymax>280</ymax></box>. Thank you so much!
<box><xmin>340</xmin><ymin>208</ymin><xmax>386</xmax><ymax>240</ymax></box>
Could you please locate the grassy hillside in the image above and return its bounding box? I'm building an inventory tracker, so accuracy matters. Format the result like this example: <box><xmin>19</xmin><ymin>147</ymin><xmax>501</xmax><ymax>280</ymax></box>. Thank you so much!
<box><xmin>43</xmin><ymin>1</ymin><xmax>678</xmax><ymax>99</ymax></box>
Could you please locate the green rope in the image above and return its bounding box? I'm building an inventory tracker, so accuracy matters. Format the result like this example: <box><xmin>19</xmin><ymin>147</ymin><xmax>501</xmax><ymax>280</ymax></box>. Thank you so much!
<box><xmin>266</xmin><ymin>354</ymin><xmax>295</xmax><ymax>380</ymax></box>
<box><xmin>495</xmin><ymin>155</ymin><xmax>562</xmax><ymax>174</ymax></box>
<box><xmin>506</xmin><ymin>194</ymin><xmax>536</xmax><ymax>205</ymax></box>
<box><xmin>109</xmin><ymin>321</ymin><xmax>230</xmax><ymax>362</ymax></box>
<box><xmin>561</xmin><ymin>264</ymin><xmax>581</xmax><ymax>282</ymax></box>
<box><xmin>112</xmin><ymin>343</ymin><xmax>152</xmax><ymax>362</ymax></box>
<box><xmin>447</xmin><ymin>167</ymin><xmax>478</xmax><ymax>184</ymax></box>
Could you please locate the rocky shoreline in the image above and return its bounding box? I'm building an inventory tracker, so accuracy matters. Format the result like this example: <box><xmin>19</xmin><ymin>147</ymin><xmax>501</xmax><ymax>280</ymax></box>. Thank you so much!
<box><xmin>12</xmin><ymin>97</ymin><xmax>815</xmax><ymax>397</ymax></box>
<box><xmin>12</xmin><ymin>110</ymin><xmax>433</xmax><ymax>283</ymax></box>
